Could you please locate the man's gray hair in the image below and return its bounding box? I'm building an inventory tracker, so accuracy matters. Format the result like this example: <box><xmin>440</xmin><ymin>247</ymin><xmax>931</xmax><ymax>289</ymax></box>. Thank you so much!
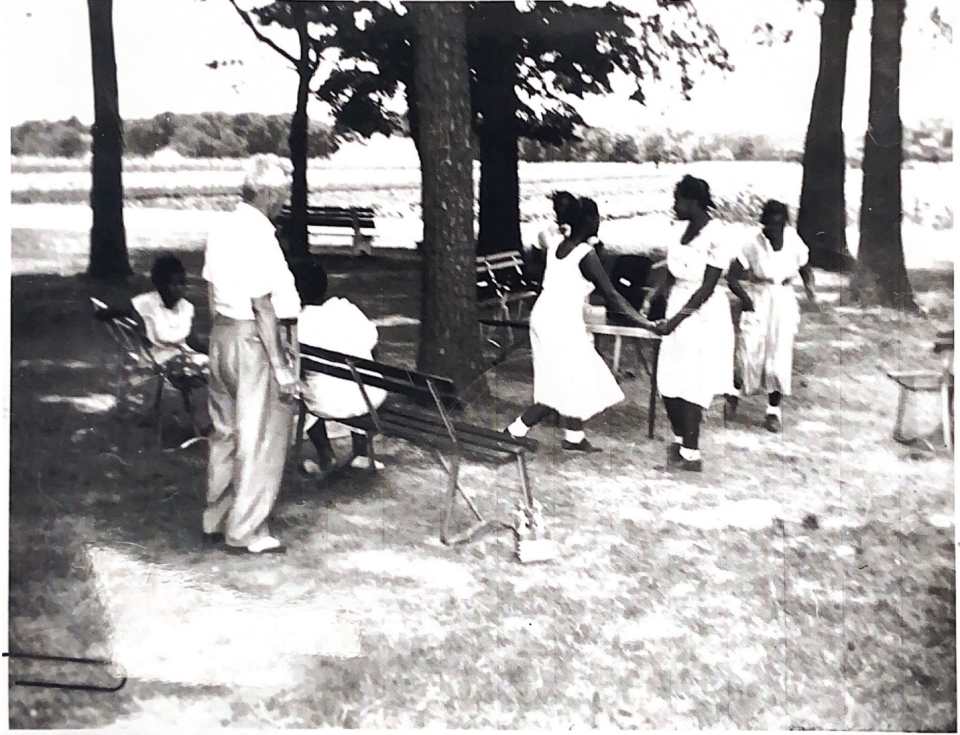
<box><xmin>240</xmin><ymin>156</ymin><xmax>290</xmax><ymax>204</ymax></box>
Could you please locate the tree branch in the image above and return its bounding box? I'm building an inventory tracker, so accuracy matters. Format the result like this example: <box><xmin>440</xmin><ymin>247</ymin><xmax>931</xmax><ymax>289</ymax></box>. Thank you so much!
<box><xmin>227</xmin><ymin>0</ymin><xmax>297</xmax><ymax>65</ymax></box>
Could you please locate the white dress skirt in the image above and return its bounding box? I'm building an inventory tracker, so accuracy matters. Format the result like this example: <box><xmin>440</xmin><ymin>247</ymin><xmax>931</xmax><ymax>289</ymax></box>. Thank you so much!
<box><xmin>657</xmin><ymin>224</ymin><xmax>737</xmax><ymax>409</ymax></box>
<box><xmin>736</xmin><ymin>229</ymin><xmax>810</xmax><ymax>396</ymax></box>
<box><xmin>529</xmin><ymin>240</ymin><xmax>624</xmax><ymax>420</ymax></box>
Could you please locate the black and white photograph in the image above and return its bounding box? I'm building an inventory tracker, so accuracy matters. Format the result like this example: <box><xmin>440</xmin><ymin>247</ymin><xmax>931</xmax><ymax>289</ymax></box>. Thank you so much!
<box><xmin>3</xmin><ymin>0</ymin><xmax>956</xmax><ymax>729</ymax></box>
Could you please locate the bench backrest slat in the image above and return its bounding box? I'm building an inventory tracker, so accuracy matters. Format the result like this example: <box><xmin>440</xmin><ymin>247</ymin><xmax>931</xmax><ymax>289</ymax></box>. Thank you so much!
<box><xmin>300</xmin><ymin>345</ymin><xmax>457</xmax><ymax>405</ymax></box>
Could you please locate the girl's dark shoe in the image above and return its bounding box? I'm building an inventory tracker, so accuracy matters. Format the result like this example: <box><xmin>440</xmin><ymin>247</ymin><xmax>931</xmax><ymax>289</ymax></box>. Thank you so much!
<box><xmin>667</xmin><ymin>443</ymin><xmax>683</xmax><ymax>465</ymax></box>
<box><xmin>202</xmin><ymin>531</ymin><xmax>225</xmax><ymax>546</ymax></box>
<box><xmin>562</xmin><ymin>438</ymin><xmax>603</xmax><ymax>453</ymax></box>
<box><xmin>763</xmin><ymin>413</ymin><xmax>782</xmax><ymax>433</ymax></box>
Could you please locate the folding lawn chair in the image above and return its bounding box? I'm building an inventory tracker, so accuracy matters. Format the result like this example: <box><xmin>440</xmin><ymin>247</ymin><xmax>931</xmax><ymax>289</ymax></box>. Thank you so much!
<box><xmin>91</xmin><ymin>297</ymin><xmax>204</xmax><ymax>449</ymax></box>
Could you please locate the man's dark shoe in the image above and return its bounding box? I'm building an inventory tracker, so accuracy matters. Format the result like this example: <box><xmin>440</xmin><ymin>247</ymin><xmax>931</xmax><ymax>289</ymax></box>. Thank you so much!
<box><xmin>680</xmin><ymin>457</ymin><xmax>703</xmax><ymax>473</ymax></box>
<box><xmin>202</xmin><ymin>531</ymin><xmax>225</xmax><ymax>546</ymax></box>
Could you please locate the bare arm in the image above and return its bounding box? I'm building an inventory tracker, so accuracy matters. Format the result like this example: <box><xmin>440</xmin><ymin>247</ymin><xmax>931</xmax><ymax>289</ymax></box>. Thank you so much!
<box><xmin>579</xmin><ymin>249</ymin><xmax>652</xmax><ymax>328</ymax></box>
<box><xmin>251</xmin><ymin>294</ymin><xmax>298</xmax><ymax>397</ymax></box>
<box><xmin>726</xmin><ymin>260</ymin><xmax>754</xmax><ymax>311</ymax></box>
<box><xmin>655</xmin><ymin>265</ymin><xmax>723</xmax><ymax>335</ymax></box>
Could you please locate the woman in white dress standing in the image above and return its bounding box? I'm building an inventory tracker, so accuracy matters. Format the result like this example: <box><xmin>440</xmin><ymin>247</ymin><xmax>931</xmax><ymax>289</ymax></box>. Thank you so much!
<box><xmin>506</xmin><ymin>197</ymin><xmax>651</xmax><ymax>451</ymax></box>
<box><xmin>726</xmin><ymin>200</ymin><xmax>816</xmax><ymax>432</ymax></box>
<box><xmin>650</xmin><ymin>176</ymin><xmax>737</xmax><ymax>472</ymax></box>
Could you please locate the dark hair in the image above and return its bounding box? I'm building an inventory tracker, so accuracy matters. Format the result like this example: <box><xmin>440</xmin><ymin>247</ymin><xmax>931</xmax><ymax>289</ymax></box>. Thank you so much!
<box><xmin>150</xmin><ymin>254</ymin><xmax>186</xmax><ymax>290</ymax></box>
<box><xmin>567</xmin><ymin>197</ymin><xmax>600</xmax><ymax>240</ymax></box>
<box><xmin>294</xmin><ymin>258</ymin><xmax>328</xmax><ymax>306</ymax></box>
<box><xmin>552</xmin><ymin>190</ymin><xmax>580</xmax><ymax>227</ymax></box>
<box><xmin>760</xmin><ymin>199</ymin><xmax>789</xmax><ymax>226</ymax></box>
<box><xmin>674</xmin><ymin>175</ymin><xmax>715</xmax><ymax>211</ymax></box>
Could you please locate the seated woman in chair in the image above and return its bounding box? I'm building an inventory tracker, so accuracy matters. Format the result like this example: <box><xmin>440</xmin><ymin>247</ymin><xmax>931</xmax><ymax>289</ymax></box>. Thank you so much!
<box><xmin>128</xmin><ymin>254</ymin><xmax>210</xmax><ymax>434</ymax></box>
<box><xmin>131</xmin><ymin>254</ymin><xmax>209</xmax><ymax>386</ymax></box>
<box><xmin>295</xmin><ymin>259</ymin><xmax>387</xmax><ymax>474</ymax></box>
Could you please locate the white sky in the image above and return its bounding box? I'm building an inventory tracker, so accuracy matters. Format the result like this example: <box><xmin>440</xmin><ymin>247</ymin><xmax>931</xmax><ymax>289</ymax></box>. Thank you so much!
<box><xmin>3</xmin><ymin>0</ymin><xmax>955</xmax><ymax>145</ymax></box>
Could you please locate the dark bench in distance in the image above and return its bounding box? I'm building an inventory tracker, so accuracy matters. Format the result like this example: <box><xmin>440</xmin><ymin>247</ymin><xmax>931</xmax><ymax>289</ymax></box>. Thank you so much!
<box><xmin>277</xmin><ymin>205</ymin><xmax>376</xmax><ymax>255</ymax></box>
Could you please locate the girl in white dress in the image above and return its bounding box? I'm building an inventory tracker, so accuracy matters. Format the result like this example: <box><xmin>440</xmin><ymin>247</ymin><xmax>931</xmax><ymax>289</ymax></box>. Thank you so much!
<box><xmin>650</xmin><ymin>176</ymin><xmax>737</xmax><ymax>472</ymax></box>
<box><xmin>506</xmin><ymin>198</ymin><xmax>651</xmax><ymax>451</ymax></box>
<box><xmin>726</xmin><ymin>200</ymin><xmax>816</xmax><ymax>432</ymax></box>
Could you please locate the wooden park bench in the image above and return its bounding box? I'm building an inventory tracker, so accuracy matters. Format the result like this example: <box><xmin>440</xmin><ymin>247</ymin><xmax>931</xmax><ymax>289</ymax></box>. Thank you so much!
<box><xmin>295</xmin><ymin>344</ymin><xmax>539</xmax><ymax>545</ymax></box>
<box><xmin>277</xmin><ymin>205</ymin><xmax>376</xmax><ymax>255</ymax></box>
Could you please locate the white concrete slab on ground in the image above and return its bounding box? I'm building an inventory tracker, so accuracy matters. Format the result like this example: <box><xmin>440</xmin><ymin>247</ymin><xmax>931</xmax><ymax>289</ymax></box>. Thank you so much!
<box><xmin>86</xmin><ymin>545</ymin><xmax>362</xmax><ymax>689</ymax></box>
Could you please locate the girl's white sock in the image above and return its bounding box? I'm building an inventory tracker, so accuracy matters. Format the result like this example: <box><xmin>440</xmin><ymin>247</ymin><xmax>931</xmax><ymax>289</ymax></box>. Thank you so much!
<box><xmin>672</xmin><ymin>435</ymin><xmax>683</xmax><ymax>445</ymax></box>
<box><xmin>679</xmin><ymin>446</ymin><xmax>701</xmax><ymax>461</ymax></box>
<box><xmin>765</xmin><ymin>405</ymin><xmax>782</xmax><ymax>418</ymax></box>
<box><xmin>508</xmin><ymin>418</ymin><xmax>530</xmax><ymax>438</ymax></box>
<box><xmin>564</xmin><ymin>429</ymin><xmax>586</xmax><ymax>444</ymax></box>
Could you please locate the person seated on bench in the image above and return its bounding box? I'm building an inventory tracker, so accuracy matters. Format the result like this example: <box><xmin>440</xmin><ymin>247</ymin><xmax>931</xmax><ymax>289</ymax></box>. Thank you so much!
<box><xmin>294</xmin><ymin>259</ymin><xmax>387</xmax><ymax>474</ymax></box>
<box><xmin>505</xmin><ymin>197</ymin><xmax>652</xmax><ymax>452</ymax></box>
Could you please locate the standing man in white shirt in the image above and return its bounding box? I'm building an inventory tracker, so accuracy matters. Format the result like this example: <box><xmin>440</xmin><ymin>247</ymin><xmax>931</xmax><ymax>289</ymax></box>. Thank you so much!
<box><xmin>201</xmin><ymin>161</ymin><xmax>302</xmax><ymax>554</ymax></box>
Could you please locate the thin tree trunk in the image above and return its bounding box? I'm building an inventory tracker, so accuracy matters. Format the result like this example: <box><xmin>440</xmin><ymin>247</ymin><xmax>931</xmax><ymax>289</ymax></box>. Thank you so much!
<box><xmin>797</xmin><ymin>0</ymin><xmax>856</xmax><ymax>272</ymax></box>
<box><xmin>474</xmin><ymin>44</ymin><xmax>522</xmax><ymax>257</ymax></box>
<box><xmin>286</xmin><ymin>2</ymin><xmax>311</xmax><ymax>262</ymax></box>
<box><xmin>87</xmin><ymin>0</ymin><xmax>131</xmax><ymax>281</ymax></box>
<box><xmin>414</xmin><ymin>2</ymin><xmax>484</xmax><ymax>395</ymax></box>
<box><xmin>856</xmin><ymin>0</ymin><xmax>915</xmax><ymax>310</ymax></box>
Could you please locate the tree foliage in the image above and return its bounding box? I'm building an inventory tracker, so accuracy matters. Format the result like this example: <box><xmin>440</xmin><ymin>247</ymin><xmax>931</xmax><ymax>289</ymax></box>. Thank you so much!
<box><xmin>304</xmin><ymin>1</ymin><xmax>731</xmax><ymax>253</ymax></box>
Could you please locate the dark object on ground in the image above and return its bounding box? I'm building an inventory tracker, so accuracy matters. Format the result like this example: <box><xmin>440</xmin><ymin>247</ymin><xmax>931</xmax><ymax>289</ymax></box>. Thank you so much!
<box><xmin>802</xmin><ymin>514</ymin><xmax>819</xmax><ymax>531</ymax></box>
<box><xmin>3</xmin><ymin>651</ymin><xmax>127</xmax><ymax>693</ymax></box>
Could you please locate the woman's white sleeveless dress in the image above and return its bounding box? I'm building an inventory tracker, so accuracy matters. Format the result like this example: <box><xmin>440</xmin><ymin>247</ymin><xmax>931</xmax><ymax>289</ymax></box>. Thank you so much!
<box><xmin>529</xmin><ymin>240</ymin><xmax>624</xmax><ymax>420</ymax></box>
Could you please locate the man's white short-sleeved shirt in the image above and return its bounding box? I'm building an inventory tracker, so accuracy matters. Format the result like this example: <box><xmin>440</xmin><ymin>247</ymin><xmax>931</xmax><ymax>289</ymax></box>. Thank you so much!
<box><xmin>202</xmin><ymin>202</ymin><xmax>301</xmax><ymax>320</ymax></box>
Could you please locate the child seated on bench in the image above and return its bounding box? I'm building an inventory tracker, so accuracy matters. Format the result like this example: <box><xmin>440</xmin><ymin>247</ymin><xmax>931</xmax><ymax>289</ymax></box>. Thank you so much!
<box><xmin>295</xmin><ymin>259</ymin><xmax>387</xmax><ymax>473</ymax></box>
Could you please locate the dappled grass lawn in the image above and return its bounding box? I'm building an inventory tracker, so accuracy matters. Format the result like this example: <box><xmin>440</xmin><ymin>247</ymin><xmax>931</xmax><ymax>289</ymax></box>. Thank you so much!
<box><xmin>7</xmin><ymin>263</ymin><xmax>955</xmax><ymax>729</ymax></box>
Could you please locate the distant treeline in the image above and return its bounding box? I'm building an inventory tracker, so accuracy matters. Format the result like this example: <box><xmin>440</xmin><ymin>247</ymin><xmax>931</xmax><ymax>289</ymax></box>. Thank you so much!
<box><xmin>520</xmin><ymin>124</ymin><xmax>953</xmax><ymax>165</ymax></box>
<box><xmin>11</xmin><ymin>113</ymin><xmax>339</xmax><ymax>159</ymax></box>
<box><xmin>11</xmin><ymin>114</ymin><xmax>952</xmax><ymax>164</ymax></box>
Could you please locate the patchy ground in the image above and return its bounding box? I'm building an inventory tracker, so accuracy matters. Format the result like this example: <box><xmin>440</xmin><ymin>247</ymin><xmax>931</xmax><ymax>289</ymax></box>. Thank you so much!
<box><xmin>7</xmin><ymin>247</ymin><xmax>955</xmax><ymax>729</ymax></box>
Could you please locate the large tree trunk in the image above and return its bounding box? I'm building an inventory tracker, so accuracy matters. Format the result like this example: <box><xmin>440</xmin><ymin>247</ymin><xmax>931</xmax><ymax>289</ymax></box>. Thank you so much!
<box><xmin>285</xmin><ymin>2</ymin><xmax>311</xmax><ymax>261</ymax></box>
<box><xmin>797</xmin><ymin>0</ymin><xmax>856</xmax><ymax>272</ymax></box>
<box><xmin>414</xmin><ymin>2</ymin><xmax>484</xmax><ymax>395</ymax></box>
<box><xmin>86</xmin><ymin>0</ymin><xmax>131</xmax><ymax>281</ymax></box>
<box><xmin>474</xmin><ymin>41</ymin><xmax>522</xmax><ymax>257</ymax></box>
<box><xmin>855</xmin><ymin>0</ymin><xmax>915</xmax><ymax>309</ymax></box>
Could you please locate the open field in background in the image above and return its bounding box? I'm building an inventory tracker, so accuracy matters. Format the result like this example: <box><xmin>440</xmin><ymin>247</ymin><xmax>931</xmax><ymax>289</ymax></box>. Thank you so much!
<box><xmin>9</xmin><ymin>157</ymin><xmax>956</xmax><ymax>277</ymax></box>
<box><xmin>11</xmin><ymin>156</ymin><xmax>954</xmax><ymax>226</ymax></box>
